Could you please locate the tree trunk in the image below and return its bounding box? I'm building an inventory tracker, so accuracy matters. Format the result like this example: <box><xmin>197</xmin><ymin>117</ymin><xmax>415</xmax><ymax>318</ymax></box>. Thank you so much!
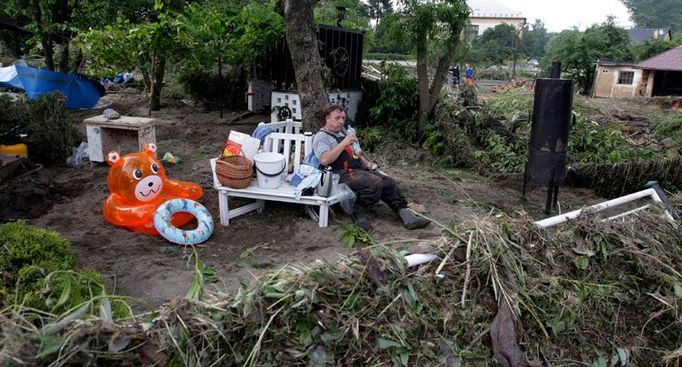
<box><xmin>284</xmin><ymin>0</ymin><xmax>328</xmax><ymax>131</ymax></box>
<box><xmin>150</xmin><ymin>57</ymin><xmax>166</xmax><ymax>112</ymax></box>
<box><xmin>43</xmin><ymin>35</ymin><xmax>54</xmax><ymax>71</ymax></box>
<box><xmin>32</xmin><ymin>5</ymin><xmax>54</xmax><ymax>71</ymax></box>
<box><xmin>72</xmin><ymin>49</ymin><xmax>84</xmax><ymax>73</ymax></box>
<box><xmin>416</xmin><ymin>26</ymin><xmax>464</xmax><ymax>132</ymax></box>
<box><xmin>141</xmin><ymin>67</ymin><xmax>151</xmax><ymax>95</ymax></box>
<box><xmin>416</xmin><ymin>31</ymin><xmax>430</xmax><ymax>130</ymax></box>
<box><xmin>428</xmin><ymin>33</ymin><xmax>458</xmax><ymax>114</ymax></box>
<box><xmin>58</xmin><ymin>41</ymin><xmax>69</xmax><ymax>72</ymax></box>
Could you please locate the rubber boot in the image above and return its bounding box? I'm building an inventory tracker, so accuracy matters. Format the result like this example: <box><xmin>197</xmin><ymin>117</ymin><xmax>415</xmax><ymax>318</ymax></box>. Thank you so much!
<box><xmin>399</xmin><ymin>208</ymin><xmax>430</xmax><ymax>230</ymax></box>
<box><xmin>352</xmin><ymin>205</ymin><xmax>372</xmax><ymax>231</ymax></box>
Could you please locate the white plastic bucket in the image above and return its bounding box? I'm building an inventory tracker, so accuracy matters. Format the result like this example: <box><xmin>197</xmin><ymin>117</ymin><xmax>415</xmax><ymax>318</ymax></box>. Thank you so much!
<box><xmin>253</xmin><ymin>152</ymin><xmax>286</xmax><ymax>189</ymax></box>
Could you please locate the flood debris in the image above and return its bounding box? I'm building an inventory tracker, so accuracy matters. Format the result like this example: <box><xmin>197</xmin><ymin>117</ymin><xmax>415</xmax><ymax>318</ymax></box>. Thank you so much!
<box><xmin>2</xmin><ymin>205</ymin><xmax>682</xmax><ymax>366</ymax></box>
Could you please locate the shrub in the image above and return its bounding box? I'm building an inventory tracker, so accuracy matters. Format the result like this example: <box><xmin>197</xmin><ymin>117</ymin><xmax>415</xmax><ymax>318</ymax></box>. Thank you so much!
<box><xmin>0</xmin><ymin>221</ymin><xmax>74</xmax><ymax>308</ymax></box>
<box><xmin>357</xmin><ymin>126</ymin><xmax>384</xmax><ymax>153</ymax></box>
<box><xmin>368</xmin><ymin>64</ymin><xmax>420</xmax><ymax>140</ymax></box>
<box><xmin>0</xmin><ymin>222</ymin><xmax>128</xmax><ymax>317</ymax></box>
<box><xmin>0</xmin><ymin>93</ymin><xmax>83</xmax><ymax>165</ymax></box>
<box><xmin>0</xmin><ymin>221</ymin><xmax>74</xmax><ymax>271</ymax></box>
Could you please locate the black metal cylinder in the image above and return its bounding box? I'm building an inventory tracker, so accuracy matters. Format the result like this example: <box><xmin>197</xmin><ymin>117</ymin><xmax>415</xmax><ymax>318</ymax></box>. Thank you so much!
<box><xmin>550</xmin><ymin>62</ymin><xmax>561</xmax><ymax>79</ymax></box>
<box><xmin>527</xmin><ymin>78</ymin><xmax>574</xmax><ymax>186</ymax></box>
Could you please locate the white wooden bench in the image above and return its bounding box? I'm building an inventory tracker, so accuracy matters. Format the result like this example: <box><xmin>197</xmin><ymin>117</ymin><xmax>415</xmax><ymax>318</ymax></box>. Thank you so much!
<box><xmin>210</xmin><ymin>131</ymin><xmax>344</xmax><ymax>228</ymax></box>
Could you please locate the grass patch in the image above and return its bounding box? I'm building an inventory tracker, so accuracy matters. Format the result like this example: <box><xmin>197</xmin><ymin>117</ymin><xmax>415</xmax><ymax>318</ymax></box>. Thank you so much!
<box><xmin>653</xmin><ymin>113</ymin><xmax>682</xmax><ymax>145</ymax></box>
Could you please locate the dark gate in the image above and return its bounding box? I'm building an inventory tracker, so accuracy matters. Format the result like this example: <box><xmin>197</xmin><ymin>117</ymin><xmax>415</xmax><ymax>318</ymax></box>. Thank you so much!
<box><xmin>256</xmin><ymin>25</ymin><xmax>364</xmax><ymax>90</ymax></box>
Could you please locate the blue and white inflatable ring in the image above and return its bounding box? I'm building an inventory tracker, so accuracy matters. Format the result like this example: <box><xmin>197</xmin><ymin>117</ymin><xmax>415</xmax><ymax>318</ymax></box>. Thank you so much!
<box><xmin>153</xmin><ymin>198</ymin><xmax>214</xmax><ymax>245</ymax></box>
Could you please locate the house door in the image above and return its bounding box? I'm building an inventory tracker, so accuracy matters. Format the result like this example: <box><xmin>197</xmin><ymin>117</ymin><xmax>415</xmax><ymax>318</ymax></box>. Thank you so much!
<box><xmin>653</xmin><ymin>71</ymin><xmax>682</xmax><ymax>96</ymax></box>
<box><xmin>593</xmin><ymin>68</ymin><xmax>615</xmax><ymax>97</ymax></box>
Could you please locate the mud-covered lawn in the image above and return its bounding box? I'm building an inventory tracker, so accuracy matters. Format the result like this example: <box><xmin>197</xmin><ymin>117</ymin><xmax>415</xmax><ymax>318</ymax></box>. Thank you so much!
<box><xmin>2</xmin><ymin>92</ymin><xmax>604</xmax><ymax>309</ymax></box>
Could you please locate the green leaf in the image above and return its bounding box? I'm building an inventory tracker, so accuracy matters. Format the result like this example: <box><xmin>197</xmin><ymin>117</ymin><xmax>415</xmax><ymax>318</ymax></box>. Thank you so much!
<box><xmin>575</xmin><ymin>256</ymin><xmax>590</xmax><ymax>270</ymax></box>
<box><xmin>400</xmin><ymin>349</ymin><xmax>410</xmax><ymax>366</ymax></box>
<box><xmin>377</xmin><ymin>337</ymin><xmax>403</xmax><ymax>349</ymax></box>
<box><xmin>547</xmin><ymin>316</ymin><xmax>566</xmax><ymax>335</ymax></box>
<box><xmin>201</xmin><ymin>264</ymin><xmax>216</xmax><ymax>278</ymax></box>
<box><xmin>37</xmin><ymin>335</ymin><xmax>66</xmax><ymax>358</ymax></box>
<box><xmin>54</xmin><ymin>280</ymin><xmax>72</xmax><ymax>310</ymax></box>
<box><xmin>99</xmin><ymin>292</ymin><xmax>113</xmax><ymax>323</ymax></box>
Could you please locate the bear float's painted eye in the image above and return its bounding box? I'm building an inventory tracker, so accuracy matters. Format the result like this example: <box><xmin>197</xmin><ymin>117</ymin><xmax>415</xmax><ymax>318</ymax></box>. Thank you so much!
<box><xmin>133</xmin><ymin>169</ymin><xmax>143</xmax><ymax>180</ymax></box>
<box><xmin>151</xmin><ymin>163</ymin><xmax>159</xmax><ymax>174</ymax></box>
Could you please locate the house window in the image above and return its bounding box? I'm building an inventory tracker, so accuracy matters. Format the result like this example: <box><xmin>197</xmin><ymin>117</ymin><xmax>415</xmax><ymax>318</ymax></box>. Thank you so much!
<box><xmin>618</xmin><ymin>71</ymin><xmax>634</xmax><ymax>85</ymax></box>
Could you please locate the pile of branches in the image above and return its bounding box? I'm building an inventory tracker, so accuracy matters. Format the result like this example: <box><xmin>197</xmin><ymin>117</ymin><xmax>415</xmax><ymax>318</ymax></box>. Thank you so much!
<box><xmin>2</xmin><ymin>210</ymin><xmax>682</xmax><ymax>366</ymax></box>
<box><xmin>490</xmin><ymin>78</ymin><xmax>535</xmax><ymax>93</ymax></box>
<box><xmin>431</xmin><ymin>95</ymin><xmax>528</xmax><ymax>174</ymax></box>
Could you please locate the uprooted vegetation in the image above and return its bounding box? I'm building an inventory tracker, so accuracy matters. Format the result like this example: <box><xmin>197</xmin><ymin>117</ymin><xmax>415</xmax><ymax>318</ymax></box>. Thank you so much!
<box><xmin>425</xmin><ymin>86</ymin><xmax>682</xmax><ymax>198</ymax></box>
<box><xmin>2</xmin><ymin>202</ymin><xmax>682</xmax><ymax>365</ymax></box>
<box><xmin>358</xmin><ymin>67</ymin><xmax>675</xmax><ymax>197</ymax></box>
<box><xmin>429</xmin><ymin>88</ymin><xmax>657</xmax><ymax>174</ymax></box>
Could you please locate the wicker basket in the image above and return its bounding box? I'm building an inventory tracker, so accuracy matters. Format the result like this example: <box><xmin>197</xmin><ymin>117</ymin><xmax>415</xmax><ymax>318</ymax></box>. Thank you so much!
<box><xmin>216</xmin><ymin>155</ymin><xmax>253</xmax><ymax>189</ymax></box>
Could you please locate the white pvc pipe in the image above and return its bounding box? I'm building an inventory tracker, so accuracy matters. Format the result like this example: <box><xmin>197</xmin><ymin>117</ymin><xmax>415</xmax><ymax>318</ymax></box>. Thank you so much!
<box><xmin>534</xmin><ymin>188</ymin><xmax>674</xmax><ymax>228</ymax></box>
<box><xmin>404</xmin><ymin>254</ymin><xmax>438</xmax><ymax>267</ymax></box>
<box><xmin>404</xmin><ymin>188</ymin><xmax>675</xmax><ymax>268</ymax></box>
<box><xmin>604</xmin><ymin>204</ymin><xmax>651</xmax><ymax>221</ymax></box>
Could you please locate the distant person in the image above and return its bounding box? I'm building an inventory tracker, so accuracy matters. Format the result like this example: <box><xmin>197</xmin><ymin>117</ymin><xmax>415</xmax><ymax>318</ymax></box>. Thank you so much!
<box><xmin>449</xmin><ymin>66</ymin><xmax>460</xmax><ymax>86</ymax></box>
<box><xmin>465</xmin><ymin>65</ymin><xmax>474</xmax><ymax>86</ymax></box>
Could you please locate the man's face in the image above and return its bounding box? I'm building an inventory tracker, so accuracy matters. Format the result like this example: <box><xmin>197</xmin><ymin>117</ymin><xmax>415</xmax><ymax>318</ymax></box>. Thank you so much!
<box><xmin>324</xmin><ymin>110</ymin><xmax>346</xmax><ymax>133</ymax></box>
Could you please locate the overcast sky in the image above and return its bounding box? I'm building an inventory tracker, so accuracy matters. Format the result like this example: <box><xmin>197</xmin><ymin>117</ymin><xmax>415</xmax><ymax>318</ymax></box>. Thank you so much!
<box><xmin>495</xmin><ymin>0</ymin><xmax>634</xmax><ymax>32</ymax></box>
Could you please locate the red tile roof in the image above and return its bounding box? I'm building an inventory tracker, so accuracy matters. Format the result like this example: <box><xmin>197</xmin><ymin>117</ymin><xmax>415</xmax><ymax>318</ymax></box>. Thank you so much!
<box><xmin>636</xmin><ymin>46</ymin><xmax>682</xmax><ymax>72</ymax></box>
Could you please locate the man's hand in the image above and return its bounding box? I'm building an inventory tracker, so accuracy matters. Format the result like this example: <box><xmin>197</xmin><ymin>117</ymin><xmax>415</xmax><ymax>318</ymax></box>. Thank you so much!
<box><xmin>341</xmin><ymin>134</ymin><xmax>358</xmax><ymax>147</ymax></box>
<box><xmin>360</xmin><ymin>155</ymin><xmax>378</xmax><ymax>171</ymax></box>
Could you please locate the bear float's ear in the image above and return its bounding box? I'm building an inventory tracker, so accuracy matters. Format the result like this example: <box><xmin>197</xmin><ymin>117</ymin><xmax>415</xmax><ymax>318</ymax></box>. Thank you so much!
<box><xmin>106</xmin><ymin>151</ymin><xmax>122</xmax><ymax>166</ymax></box>
<box><xmin>143</xmin><ymin>143</ymin><xmax>157</xmax><ymax>157</ymax></box>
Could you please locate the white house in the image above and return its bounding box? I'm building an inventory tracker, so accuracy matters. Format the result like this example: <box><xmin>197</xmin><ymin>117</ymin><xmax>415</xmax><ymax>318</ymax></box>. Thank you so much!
<box><xmin>467</xmin><ymin>0</ymin><xmax>526</xmax><ymax>36</ymax></box>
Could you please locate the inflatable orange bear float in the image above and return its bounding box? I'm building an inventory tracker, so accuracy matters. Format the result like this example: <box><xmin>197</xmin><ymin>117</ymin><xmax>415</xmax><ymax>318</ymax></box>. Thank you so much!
<box><xmin>103</xmin><ymin>143</ymin><xmax>202</xmax><ymax>235</ymax></box>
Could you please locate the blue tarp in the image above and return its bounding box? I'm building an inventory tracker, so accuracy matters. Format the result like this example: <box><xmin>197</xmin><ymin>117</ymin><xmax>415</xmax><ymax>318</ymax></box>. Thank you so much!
<box><xmin>0</xmin><ymin>65</ymin><xmax>105</xmax><ymax>109</ymax></box>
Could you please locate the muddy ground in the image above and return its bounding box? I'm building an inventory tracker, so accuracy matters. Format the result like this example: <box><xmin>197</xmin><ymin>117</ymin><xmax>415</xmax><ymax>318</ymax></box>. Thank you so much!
<box><xmin>1</xmin><ymin>90</ymin><xmax>616</xmax><ymax>309</ymax></box>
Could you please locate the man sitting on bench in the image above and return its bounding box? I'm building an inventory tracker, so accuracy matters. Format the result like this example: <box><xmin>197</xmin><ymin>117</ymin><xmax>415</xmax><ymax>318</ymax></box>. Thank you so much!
<box><xmin>312</xmin><ymin>105</ymin><xmax>430</xmax><ymax>231</ymax></box>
